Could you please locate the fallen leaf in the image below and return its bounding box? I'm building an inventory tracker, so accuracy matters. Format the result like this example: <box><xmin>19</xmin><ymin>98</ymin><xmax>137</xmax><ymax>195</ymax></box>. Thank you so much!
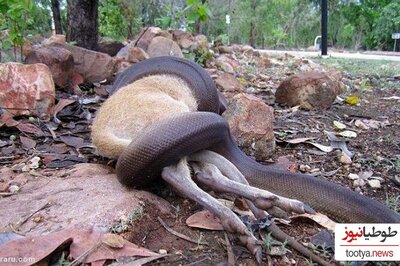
<box><xmin>345</xmin><ymin>95</ymin><xmax>360</xmax><ymax>105</ymax></box>
<box><xmin>125</xmin><ymin>254</ymin><xmax>168</xmax><ymax>266</ymax></box>
<box><xmin>292</xmin><ymin>213</ymin><xmax>336</xmax><ymax>231</ymax></box>
<box><xmin>101</xmin><ymin>233</ymin><xmax>125</xmax><ymax>249</ymax></box>
<box><xmin>0</xmin><ymin>232</ymin><xmax>73</xmax><ymax>266</ymax></box>
<box><xmin>52</xmin><ymin>98</ymin><xmax>76</xmax><ymax>117</ymax></box>
<box><xmin>186</xmin><ymin>210</ymin><xmax>224</xmax><ymax>230</ymax></box>
<box><xmin>333</xmin><ymin>121</ymin><xmax>346</xmax><ymax>130</ymax></box>
<box><xmin>284</xmin><ymin>137</ymin><xmax>315</xmax><ymax>144</ymax></box>
<box><xmin>0</xmin><ymin>111</ymin><xmax>19</xmax><ymax>127</ymax></box>
<box><xmin>69</xmin><ymin>229</ymin><xmax>158</xmax><ymax>263</ymax></box>
<box><xmin>0</xmin><ymin>139</ymin><xmax>8</xmax><ymax>147</ymax></box>
<box><xmin>382</xmin><ymin>96</ymin><xmax>400</xmax><ymax>100</ymax></box>
<box><xmin>60</xmin><ymin>135</ymin><xmax>84</xmax><ymax>148</ymax></box>
<box><xmin>20</xmin><ymin>136</ymin><xmax>36</xmax><ymax>150</ymax></box>
<box><xmin>16</xmin><ymin>123</ymin><xmax>44</xmax><ymax>136</ymax></box>
<box><xmin>338</xmin><ymin>130</ymin><xmax>357</xmax><ymax>138</ymax></box>
<box><xmin>306</xmin><ymin>142</ymin><xmax>334</xmax><ymax>153</ymax></box>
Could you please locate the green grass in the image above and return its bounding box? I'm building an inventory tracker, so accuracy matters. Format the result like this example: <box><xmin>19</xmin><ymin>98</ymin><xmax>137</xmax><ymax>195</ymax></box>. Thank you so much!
<box><xmin>313</xmin><ymin>58</ymin><xmax>400</xmax><ymax>78</ymax></box>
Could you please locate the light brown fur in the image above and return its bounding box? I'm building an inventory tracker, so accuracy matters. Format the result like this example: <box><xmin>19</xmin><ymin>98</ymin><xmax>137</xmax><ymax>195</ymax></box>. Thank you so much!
<box><xmin>92</xmin><ymin>75</ymin><xmax>198</xmax><ymax>158</ymax></box>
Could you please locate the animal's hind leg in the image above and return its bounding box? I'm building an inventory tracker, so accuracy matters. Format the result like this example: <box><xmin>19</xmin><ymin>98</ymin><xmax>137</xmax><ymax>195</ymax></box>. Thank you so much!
<box><xmin>189</xmin><ymin>151</ymin><xmax>314</xmax><ymax>215</ymax></box>
<box><xmin>161</xmin><ymin>157</ymin><xmax>262</xmax><ymax>263</ymax></box>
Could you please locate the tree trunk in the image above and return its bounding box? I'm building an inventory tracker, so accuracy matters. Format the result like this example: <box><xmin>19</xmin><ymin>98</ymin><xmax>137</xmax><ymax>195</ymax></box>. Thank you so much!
<box><xmin>51</xmin><ymin>0</ymin><xmax>63</xmax><ymax>34</ymax></box>
<box><xmin>249</xmin><ymin>0</ymin><xmax>257</xmax><ymax>47</ymax></box>
<box><xmin>66</xmin><ymin>0</ymin><xmax>99</xmax><ymax>50</ymax></box>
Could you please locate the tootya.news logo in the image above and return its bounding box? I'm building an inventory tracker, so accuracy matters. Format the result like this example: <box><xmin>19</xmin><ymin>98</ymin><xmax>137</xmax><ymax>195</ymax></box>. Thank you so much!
<box><xmin>335</xmin><ymin>224</ymin><xmax>399</xmax><ymax>261</ymax></box>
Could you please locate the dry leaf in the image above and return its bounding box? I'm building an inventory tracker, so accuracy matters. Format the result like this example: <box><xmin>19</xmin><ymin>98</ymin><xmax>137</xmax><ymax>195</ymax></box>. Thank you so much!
<box><xmin>307</xmin><ymin>142</ymin><xmax>334</xmax><ymax>153</ymax></box>
<box><xmin>16</xmin><ymin>123</ymin><xmax>44</xmax><ymax>136</ymax></box>
<box><xmin>20</xmin><ymin>136</ymin><xmax>37</xmax><ymax>150</ymax></box>
<box><xmin>60</xmin><ymin>135</ymin><xmax>84</xmax><ymax>148</ymax></box>
<box><xmin>186</xmin><ymin>210</ymin><xmax>224</xmax><ymax>230</ymax></box>
<box><xmin>292</xmin><ymin>213</ymin><xmax>336</xmax><ymax>231</ymax></box>
<box><xmin>284</xmin><ymin>137</ymin><xmax>315</xmax><ymax>144</ymax></box>
<box><xmin>333</xmin><ymin>121</ymin><xmax>346</xmax><ymax>130</ymax></box>
<box><xmin>345</xmin><ymin>95</ymin><xmax>360</xmax><ymax>105</ymax></box>
<box><xmin>101</xmin><ymin>233</ymin><xmax>125</xmax><ymax>249</ymax></box>
<box><xmin>52</xmin><ymin>98</ymin><xmax>76</xmax><ymax>116</ymax></box>
<box><xmin>338</xmin><ymin>130</ymin><xmax>357</xmax><ymax>138</ymax></box>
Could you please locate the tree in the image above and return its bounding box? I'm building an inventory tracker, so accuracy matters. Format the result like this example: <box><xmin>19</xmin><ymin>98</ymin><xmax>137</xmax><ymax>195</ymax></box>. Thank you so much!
<box><xmin>51</xmin><ymin>0</ymin><xmax>63</xmax><ymax>34</ymax></box>
<box><xmin>66</xmin><ymin>0</ymin><xmax>99</xmax><ymax>50</ymax></box>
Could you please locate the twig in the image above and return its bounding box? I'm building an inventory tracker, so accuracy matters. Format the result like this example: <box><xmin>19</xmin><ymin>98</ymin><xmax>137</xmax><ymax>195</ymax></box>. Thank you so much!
<box><xmin>224</xmin><ymin>233</ymin><xmax>236</xmax><ymax>266</ymax></box>
<box><xmin>11</xmin><ymin>202</ymin><xmax>53</xmax><ymax>231</ymax></box>
<box><xmin>157</xmin><ymin>216</ymin><xmax>208</xmax><ymax>246</ymax></box>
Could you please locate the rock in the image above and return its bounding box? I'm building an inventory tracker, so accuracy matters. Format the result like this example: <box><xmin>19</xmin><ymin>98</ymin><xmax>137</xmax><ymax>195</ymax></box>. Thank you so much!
<box><xmin>170</xmin><ymin>29</ymin><xmax>195</xmax><ymax>49</ymax></box>
<box><xmin>194</xmin><ymin>34</ymin><xmax>208</xmax><ymax>50</ymax></box>
<box><xmin>135</xmin><ymin>26</ymin><xmax>166</xmax><ymax>51</ymax></box>
<box><xmin>97</xmin><ymin>39</ymin><xmax>124</xmax><ymax>56</ymax></box>
<box><xmin>215</xmin><ymin>73</ymin><xmax>244</xmax><ymax>92</ymax></box>
<box><xmin>126</xmin><ymin>46</ymin><xmax>149</xmax><ymax>63</ymax></box>
<box><xmin>0</xmin><ymin>163</ymin><xmax>172</xmax><ymax>236</ymax></box>
<box><xmin>147</xmin><ymin>36</ymin><xmax>183</xmax><ymax>58</ymax></box>
<box><xmin>215</xmin><ymin>60</ymin><xmax>234</xmax><ymax>74</ymax></box>
<box><xmin>367</xmin><ymin>179</ymin><xmax>381</xmax><ymax>189</ymax></box>
<box><xmin>114</xmin><ymin>60</ymin><xmax>132</xmax><ymax>75</ymax></box>
<box><xmin>24</xmin><ymin>46</ymin><xmax>74</xmax><ymax>88</ymax></box>
<box><xmin>215</xmin><ymin>54</ymin><xmax>240</xmax><ymax>70</ymax></box>
<box><xmin>54</xmin><ymin>43</ymin><xmax>115</xmax><ymax>83</ymax></box>
<box><xmin>394</xmin><ymin>74</ymin><xmax>400</xmax><ymax>80</ymax></box>
<box><xmin>257</xmin><ymin>55</ymin><xmax>271</xmax><ymax>68</ymax></box>
<box><xmin>218</xmin><ymin>45</ymin><xmax>233</xmax><ymax>54</ymax></box>
<box><xmin>0</xmin><ymin>63</ymin><xmax>55</xmax><ymax>117</ymax></box>
<box><xmin>42</xmin><ymin>34</ymin><xmax>66</xmax><ymax>46</ymax></box>
<box><xmin>223</xmin><ymin>94</ymin><xmax>275</xmax><ymax>160</ymax></box>
<box><xmin>275</xmin><ymin>71</ymin><xmax>342</xmax><ymax>110</ymax></box>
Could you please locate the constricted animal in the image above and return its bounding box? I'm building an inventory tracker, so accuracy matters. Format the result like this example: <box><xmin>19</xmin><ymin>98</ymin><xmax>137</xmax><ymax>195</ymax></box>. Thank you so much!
<box><xmin>92</xmin><ymin>56</ymin><xmax>400</xmax><ymax>264</ymax></box>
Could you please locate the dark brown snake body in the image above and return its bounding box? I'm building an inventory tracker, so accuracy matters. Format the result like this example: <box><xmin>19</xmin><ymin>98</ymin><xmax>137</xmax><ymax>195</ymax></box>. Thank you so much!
<box><xmin>112</xmin><ymin>56</ymin><xmax>400</xmax><ymax>223</ymax></box>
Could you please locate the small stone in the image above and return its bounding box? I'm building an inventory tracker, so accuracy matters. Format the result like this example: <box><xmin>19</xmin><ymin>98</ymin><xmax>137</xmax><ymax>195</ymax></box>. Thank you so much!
<box><xmin>299</xmin><ymin>164</ymin><xmax>311</xmax><ymax>172</ymax></box>
<box><xmin>348</xmin><ymin>173</ymin><xmax>359</xmax><ymax>180</ymax></box>
<box><xmin>353</xmin><ymin>179</ymin><xmax>366</xmax><ymax>187</ymax></box>
<box><xmin>339</xmin><ymin>152</ymin><xmax>352</xmax><ymax>164</ymax></box>
<box><xmin>159</xmin><ymin>249</ymin><xmax>168</xmax><ymax>255</ymax></box>
<box><xmin>367</xmin><ymin>179</ymin><xmax>381</xmax><ymax>189</ymax></box>
<box><xmin>8</xmin><ymin>185</ymin><xmax>20</xmax><ymax>193</ymax></box>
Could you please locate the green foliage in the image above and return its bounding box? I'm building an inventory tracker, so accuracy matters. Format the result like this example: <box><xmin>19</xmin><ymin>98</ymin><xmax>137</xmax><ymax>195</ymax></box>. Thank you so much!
<box><xmin>0</xmin><ymin>0</ymin><xmax>52</xmax><ymax>61</ymax></box>
<box><xmin>373</xmin><ymin>2</ymin><xmax>400</xmax><ymax>50</ymax></box>
<box><xmin>99</xmin><ymin>0</ymin><xmax>143</xmax><ymax>40</ymax></box>
<box><xmin>185</xmin><ymin>0</ymin><xmax>211</xmax><ymax>24</ymax></box>
<box><xmin>0</xmin><ymin>0</ymin><xmax>34</xmax><ymax>48</ymax></box>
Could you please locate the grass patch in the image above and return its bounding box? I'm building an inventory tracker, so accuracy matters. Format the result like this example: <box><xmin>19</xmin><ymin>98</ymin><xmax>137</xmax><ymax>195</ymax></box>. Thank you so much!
<box><xmin>313</xmin><ymin>58</ymin><xmax>400</xmax><ymax>78</ymax></box>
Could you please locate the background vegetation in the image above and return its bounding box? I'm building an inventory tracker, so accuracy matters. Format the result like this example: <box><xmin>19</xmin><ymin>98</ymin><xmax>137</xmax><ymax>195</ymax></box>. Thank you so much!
<box><xmin>0</xmin><ymin>0</ymin><xmax>399</xmax><ymax>52</ymax></box>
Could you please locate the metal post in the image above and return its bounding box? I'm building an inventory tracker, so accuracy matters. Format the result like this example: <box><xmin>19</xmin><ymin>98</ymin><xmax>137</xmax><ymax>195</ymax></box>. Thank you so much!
<box><xmin>321</xmin><ymin>0</ymin><xmax>328</xmax><ymax>56</ymax></box>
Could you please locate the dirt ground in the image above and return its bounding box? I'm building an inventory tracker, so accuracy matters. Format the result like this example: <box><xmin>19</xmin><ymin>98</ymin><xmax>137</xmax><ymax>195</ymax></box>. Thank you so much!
<box><xmin>0</xmin><ymin>55</ymin><xmax>399</xmax><ymax>265</ymax></box>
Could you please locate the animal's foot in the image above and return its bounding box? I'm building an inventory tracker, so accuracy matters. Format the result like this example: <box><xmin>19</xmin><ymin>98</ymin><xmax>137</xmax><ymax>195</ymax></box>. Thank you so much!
<box><xmin>161</xmin><ymin>158</ymin><xmax>262</xmax><ymax>261</ymax></box>
<box><xmin>191</xmin><ymin>160</ymin><xmax>314</xmax><ymax>215</ymax></box>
